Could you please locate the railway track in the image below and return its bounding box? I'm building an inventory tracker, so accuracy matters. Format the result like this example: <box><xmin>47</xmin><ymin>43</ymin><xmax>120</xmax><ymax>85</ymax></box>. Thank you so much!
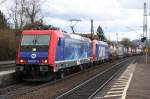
<box><xmin>55</xmin><ymin>57</ymin><xmax>135</xmax><ymax>99</ymax></box>
<box><xmin>0</xmin><ymin>68</ymin><xmax>90</xmax><ymax>99</ymax></box>
<box><xmin>0</xmin><ymin>57</ymin><xmax>135</xmax><ymax>99</ymax></box>
<box><xmin>0</xmin><ymin>79</ymin><xmax>56</xmax><ymax>98</ymax></box>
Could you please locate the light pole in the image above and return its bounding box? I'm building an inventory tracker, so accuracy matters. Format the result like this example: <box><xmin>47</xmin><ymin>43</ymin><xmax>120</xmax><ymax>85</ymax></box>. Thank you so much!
<box><xmin>116</xmin><ymin>33</ymin><xmax>118</xmax><ymax>44</ymax></box>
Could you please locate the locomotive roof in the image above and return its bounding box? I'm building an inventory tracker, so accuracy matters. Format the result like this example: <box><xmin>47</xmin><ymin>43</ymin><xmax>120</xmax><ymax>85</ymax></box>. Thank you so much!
<box><xmin>93</xmin><ymin>40</ymin><xmax>108</xmax><ymax>46</ymax></box>
<box><xmin>22</xmin><ymin>30</ymin><xmax>54</xmax><ymax>35</ymax></box>
<box><xmin>98</xmin><ymin>41</ymin><xmax>108</xmax><ymax>46</ymax></box>
<box><xmin>63</xmin><ymin>33</ymin><xmax>91</xmax><ymax>42</ymax></box>
<box><xmin>22</xmin><ymin>30</ymin><xmax>91</xmax><ymax>42</ymax></box>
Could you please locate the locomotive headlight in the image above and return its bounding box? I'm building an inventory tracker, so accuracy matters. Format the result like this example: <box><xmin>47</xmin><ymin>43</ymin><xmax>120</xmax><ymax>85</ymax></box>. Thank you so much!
<box><xmin>41</xmin><ymin>59</ymin><xmax>48</xmax><ymax>64</ymax></box>
<box><xmin>20</xmin><ymin>59</ymin><xmax>26</xmax><ymax>64</ymax></box>
<box><xmin>20</xmin><ymin>59</ymin><xmax>24</xmax><ymax>63</ymax></box>
<box><xmin>32</xmin><ymin>48</ymin><xmax>36</xmax><ymax>52</ymax></box>
<box><xmin>44</xmin><ymin>60</ymin><xmax>48</xmax><ymax>63</ymax></box>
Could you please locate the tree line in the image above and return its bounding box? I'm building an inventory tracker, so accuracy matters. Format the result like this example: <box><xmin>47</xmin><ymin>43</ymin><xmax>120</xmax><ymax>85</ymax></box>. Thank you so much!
<box><xmin>0</xmin><ymin>0</ymin><xmax>44</xmax><ymax>60</ymax></box>
<box><xmin>0</xmin><ymin>0</ymin><xmax>134</xmax><ymax>60</ymax></box>
<box><xmin>0</xmin><ymin>0</ymin><xmax>42</xmax><ymax>30</ymax></box>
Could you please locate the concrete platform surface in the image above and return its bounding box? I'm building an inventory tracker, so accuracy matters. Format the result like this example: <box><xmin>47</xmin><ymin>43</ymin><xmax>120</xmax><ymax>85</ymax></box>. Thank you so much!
<box><xmin>0</xmin><ymin>70</ymin><xmax>17</xmax><ymax>88</ymax></box>
<box><xmin>0</xmin><ymin>60</ymin><xmax>15</xmax><ymax>65</ymax></box>
<box><xmin>126</xmin><ymin>64</ymin><xmax>150</xmax><ymax>99</ymax></box>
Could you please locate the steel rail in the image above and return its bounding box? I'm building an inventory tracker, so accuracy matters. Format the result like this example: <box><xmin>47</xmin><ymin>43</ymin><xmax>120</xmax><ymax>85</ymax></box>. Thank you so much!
<box><xmin>56</xmin><ymin>58</ymin><xmax>132</xmax><ymax>99</ymax></box>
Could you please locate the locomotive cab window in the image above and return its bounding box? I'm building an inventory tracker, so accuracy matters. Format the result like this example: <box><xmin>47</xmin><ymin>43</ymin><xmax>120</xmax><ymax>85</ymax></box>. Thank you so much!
<box><xmin>21</xmin><ymin>35</ymin><xmax>50</xmax><ymax>46</ymax></box>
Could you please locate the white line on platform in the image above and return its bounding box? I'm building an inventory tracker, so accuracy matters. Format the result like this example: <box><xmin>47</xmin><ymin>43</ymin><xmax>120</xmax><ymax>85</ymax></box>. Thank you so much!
<box><xmin>114</xmin><ymin>79</ymin><xmax>128</xmax><ymax>82</ymax></box>
<box><xmin>112</xmin><ymin>82</ymin><xmax>127</xmax><ymax>85</ymax></box>
<box><xmin>111</xmin><ymin>84</ymin><xmax>126</xmax><ymax>87</ymax></box>
<box><xmin>107</xmin><ymin>90</ymin><xmax>123</xmax><ymax>94</ymax></box>
<box><xmin>119</xmin><ymin>77</ymin><xmax>129</xmax><ymax>79</ymax></box>
<box><xmin>118</xmin><ymin>77</ymin><xmax>128</xmax><ymax>79</ymax></box>
<box><xmin>104</xmin><ymin>94</ymin><xmax>122</xmax><ymax>98</ymax></box>
<box><xmin>121</xmin><ymin>63</ymin><xmax>137</xmax><ymax>99</ymax></box>
<box><xmin>110</xmin><ymin>87</ymin><xmax>124</xmax><ymax>90</ymax></box>
<box><xmin>0</xmin><ymin>70</ymin><xmax>15</xmax><ymax>75</ymax></box>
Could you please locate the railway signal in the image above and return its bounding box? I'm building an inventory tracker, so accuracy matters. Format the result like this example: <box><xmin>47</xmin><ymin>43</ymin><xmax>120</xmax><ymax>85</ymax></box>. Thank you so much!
<box><xmin>141</xmin><ymin>37</ymin><xmax>146</xmax><ymax>42</ymax></box>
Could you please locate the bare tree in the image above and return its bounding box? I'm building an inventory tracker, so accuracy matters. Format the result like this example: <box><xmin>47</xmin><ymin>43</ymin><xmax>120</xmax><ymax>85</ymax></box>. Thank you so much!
<box><xmin>121</xmin><ymin>37</ymin><xmax>131</xmax><ymax>50</ymax></box>
<box><xmin>19</xmin><ymin>0</ymin><xmax>26</xmax><ymax>28</ymax></box>
<box><xmin>8</xmin><ymin>0</ymin><xmax>42</xmax><ymax>29</ymax></box>
<box><xmin>12</xmin><ymin>0</ymin><xmax>18</xmax><ymax>29</ymax></box>
<box><xmin>0</xmin><ymin>0</ymin><xmax>7</xmax><ymax>5</ymax></box>
<box><xmin>0</xmin><ymin>10</ymin><xmax>9</xmax><ymax>29</ymax></box>
<box><xmin>24</xmin><ymin>0</ymin><xmax>41</xmax><ymax>24</ymax></box>
<box><xmin>8</xmin><ymin>0</ymin><xmax>26</xmax><ymax>29</ymax></box>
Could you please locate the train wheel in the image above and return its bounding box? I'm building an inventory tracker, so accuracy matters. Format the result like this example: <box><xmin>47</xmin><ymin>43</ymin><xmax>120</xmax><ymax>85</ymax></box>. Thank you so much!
<box><xmin>79</xmin><ymin>65</ymin><xmax>84</xmax><ymax>70</ymax></box>
<box><xmin>53</xmin><ymin>74</ymin><xmax>57</xmax><ymax>81</ymax></box>
<box><xmin>88</xmin><ymin>62</ymin><xmax>93</xmax><ymax>68</ymax></box>
<box><xmin>59</xmin><ymin>71</ymin><xmax>65</xmax><ymax>79</ymax></box>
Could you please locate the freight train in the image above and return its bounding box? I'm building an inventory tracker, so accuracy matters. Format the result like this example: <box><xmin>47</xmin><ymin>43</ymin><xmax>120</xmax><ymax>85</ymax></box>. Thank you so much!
<box><xmin>16</xmin><ymin>28</ymin><xmax>141</xmax><ymax>81</ymax></box>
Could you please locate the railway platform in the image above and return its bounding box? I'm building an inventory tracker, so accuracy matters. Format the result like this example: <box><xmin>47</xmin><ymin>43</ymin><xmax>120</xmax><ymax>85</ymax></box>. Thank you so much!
<box><xmin>125</xmin><ymin>56</ymin><xmax>150</xmax><ymax>99</ymax></box>
<box><xmin>126</xmin><ymin>63</ymin><xmax>150</xmax><ymax>99</ymax></box>
<box><xmin>0</xmin><ymin>70</ymin><xmax>16</xmax><ymax>87</ymax></box>
<box><xmin>0</xmin><ymin>60</ymin><xmax>17</xmax><ymax>87</ymax></box>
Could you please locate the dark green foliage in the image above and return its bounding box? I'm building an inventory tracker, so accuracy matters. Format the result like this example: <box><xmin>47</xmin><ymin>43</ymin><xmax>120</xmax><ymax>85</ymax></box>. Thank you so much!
<box><xmin>0</xmin><ymin>10</ymin><xmax>9</xmax><ymax>29</ymax></box>
<box><xmin>96</xmin><ymin>26</ymin><xmax>106</xmax><ymax>41</ymax></box>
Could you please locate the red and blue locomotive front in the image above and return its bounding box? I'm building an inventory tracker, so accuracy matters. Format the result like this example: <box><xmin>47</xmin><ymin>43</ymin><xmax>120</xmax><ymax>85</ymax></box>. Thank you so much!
<box><xmin>20</xmin><ymin>35</ymin><xmax>49</xmax><ymax>64</ymax></box>
<box><xmin>16</xmin><ymin>30</ymin><xmax>54</xmax><ymax>80</ymax></box>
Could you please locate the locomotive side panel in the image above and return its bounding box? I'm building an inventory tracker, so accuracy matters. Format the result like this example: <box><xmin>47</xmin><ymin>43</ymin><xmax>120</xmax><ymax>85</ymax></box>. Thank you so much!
<box><xmin>55</xmin><ymin>33</ymin><xmax>92</xmax><ymax>71</ymax></box>
<box><xmin>116</xmin><ymin>45</ymin><xmax>124</xmax><ymax>58</ymax></box>
<box><xmin>96</xmin><ymin>41</ymin><xmax>109</xmax><ymax>61</ymax></box>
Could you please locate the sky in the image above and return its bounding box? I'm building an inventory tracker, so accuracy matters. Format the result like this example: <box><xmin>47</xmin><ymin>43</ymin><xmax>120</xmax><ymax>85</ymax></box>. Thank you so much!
<box><xmin>0</xmin><ymin>0</ymin><xmax>150</xmax><ymax>41</ymax></box>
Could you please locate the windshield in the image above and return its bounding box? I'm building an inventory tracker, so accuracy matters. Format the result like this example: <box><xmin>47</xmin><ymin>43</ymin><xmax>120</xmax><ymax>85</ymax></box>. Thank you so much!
<box><xmin>21</xmin><ymin>35</ymin><xmax>50</xmax><ymax>46</ymax></box>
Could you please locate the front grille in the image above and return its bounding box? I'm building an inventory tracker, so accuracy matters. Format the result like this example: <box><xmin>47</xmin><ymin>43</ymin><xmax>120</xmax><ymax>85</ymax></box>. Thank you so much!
<box><xmin>24</xmin><ymin>65</ymin><xmax>40</xmax><ymax>72</ymax></box>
